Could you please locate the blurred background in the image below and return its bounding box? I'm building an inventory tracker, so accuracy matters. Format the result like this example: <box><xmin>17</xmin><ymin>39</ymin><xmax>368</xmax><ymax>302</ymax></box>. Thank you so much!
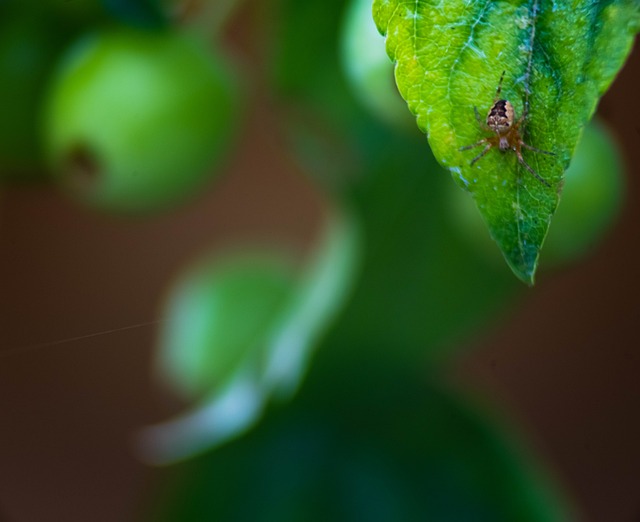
<box><xmin>0</xmin><ymin>0</ymin><xmax>638</xmax><ymax>521</ymax></box>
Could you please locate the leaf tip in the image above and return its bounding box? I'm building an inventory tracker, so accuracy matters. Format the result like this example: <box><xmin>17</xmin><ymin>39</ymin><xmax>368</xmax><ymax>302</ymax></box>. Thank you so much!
<box><xmin>506</xmin><ymin>258</ymin><xmax>537</xmax><ymax>286</ymax></box>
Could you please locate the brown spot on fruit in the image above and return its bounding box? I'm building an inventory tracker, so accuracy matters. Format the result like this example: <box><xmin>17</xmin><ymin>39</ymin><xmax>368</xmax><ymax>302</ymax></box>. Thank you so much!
<box><xmin>63</xmin><ymin>143</ymin><xmax>101</xmax><ymax>192</ymax></box>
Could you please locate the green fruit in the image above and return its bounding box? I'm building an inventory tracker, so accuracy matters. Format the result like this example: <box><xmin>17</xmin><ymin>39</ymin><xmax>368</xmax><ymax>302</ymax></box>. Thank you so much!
<box><xmin>44</xmin><ymin>28</ymin><xmax>239</xmax><ymax>213</ymax></box>
<box><xmin>447</xmin><ymin>120</ymin><xmax>624</xmax><ymax>269</ymax></box>
<box><xmin>340</xmin><ymin>0</ymin><xmax>411</xmax><ymax>128</ymax></box>
<box><xmin>158</xmin><ymin>253</ymin><xmax>296</xmax><ymax>400</ymax></box>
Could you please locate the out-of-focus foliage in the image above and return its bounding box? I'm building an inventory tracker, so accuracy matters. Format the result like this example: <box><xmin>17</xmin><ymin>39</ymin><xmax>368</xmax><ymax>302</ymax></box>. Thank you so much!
<box><xmin>44</xmin><ymin>28</ymin><xmax>239</xmax><ymax>214</ymax></box>
<box><xmin>100</xmin><ymin>0</ymin><xmax>167</xmax><ymax>27</ymax></box>
<box><xmin>0</xmin><ymin>8</ymin><xmax>76</xmax><ymax>179</ymax></box>
<box><xmin>146</xmin><ymin>361</ymin><xmax>570</xmax><ymax>522</ymax></box>
<box><xmin>20</xmin><ymin>0</ymin><xmax>108</xmax><ymax>25</ymax></box>
<box><xmin>373</xmin><ymin>0</ymin><xmax>639</xmax><ymax>284</ymax></box>
<box><xmin>326</xmin><ymin>131</ymin><xmax>519</xmax><ymax>364</ymax></box>
<box><xmin>543</xmin><ymin>120</ymin><xmax>624</xmax><ymax>265</ymax></box>
<box><xmin>141</xmin><ymin>215</ymin><xmax>360</xmax><ymax>463</ymax></box>
<box><xmin>23</xmin><ymin>0</ymin><xmax>165</xmax><ymax>27</ymax></box>
<box><xmin>340</xmin><ymin>0</ymin><xmax>411</xmax><ymax>129</ymax></box>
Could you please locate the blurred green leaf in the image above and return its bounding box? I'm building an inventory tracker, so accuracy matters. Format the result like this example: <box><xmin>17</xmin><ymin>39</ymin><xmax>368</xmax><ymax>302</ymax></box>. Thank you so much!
<box><xmin>141</xmin><ymin>213</ymin><xmax>360</xmax><ymax>463</ymax></box>
<box><xmin>373</xmin><ymin>0</ymin><xmax>639</xmax><ymax>283</ymax></box>
<box><xmin>262</xmin><ymin>213</ymin><xmax>361</xmax><ymax>399</ymax></box>
<box><xmin>146</xmin><ymin>363</ymin><xmax>571</xmax><ymax>522</ymax></box>
<box><xmin>265</xmin><ymin>4</ymin><xmax>362</xmax><ymax>211</ymax></box>
<box><xmin>340</xmin><ymin>0</ymin><xmax>411</xmax><ymax>128</ymax></box>
<box><xmin>38</xmin><ymin>0</ymin><xmax>109</xmax><ymax>25</ymax></box>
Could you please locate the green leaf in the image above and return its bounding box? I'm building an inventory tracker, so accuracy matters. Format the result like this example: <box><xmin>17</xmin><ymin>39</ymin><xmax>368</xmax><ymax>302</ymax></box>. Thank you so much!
<box><xmin>373</xmin><ymin>0</ymin><xmax>639</xmax><ymax>283</ymax></box>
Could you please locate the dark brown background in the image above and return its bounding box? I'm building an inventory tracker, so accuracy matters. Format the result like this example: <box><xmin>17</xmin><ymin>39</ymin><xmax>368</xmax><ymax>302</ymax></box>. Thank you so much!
<box><xmin>0</xmin><ymin>14</ymin><xmax>638</xmax><ymax>522</ymax></box>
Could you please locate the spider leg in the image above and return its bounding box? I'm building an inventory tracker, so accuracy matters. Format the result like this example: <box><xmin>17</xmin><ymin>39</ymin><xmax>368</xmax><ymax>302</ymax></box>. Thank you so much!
<box><xmin>470</xmin><ymin>144</ymin><xmax>492</xmax><ymax>166</ymax></box>
<box><xmin>473</xmin><ymin>107</ymin><xmax>490</xmax><ymax>131</ymax></box>
<box><xmin>494</xmin><ymin>70</ymin><xmax>506</xmax><ymax>101</ymax></box>
<box><xmin>521</xmin><ymin>142</ymin><xmax>555</xmax><ymax>156</ymax></box>
<box><xmin>512</xmin><ymin>108</ymin><xmax>528</xmax><ymax>131</ymax></box>
<box><xmin>516</xmin><ymin>150</ymin><xmax>551</xmax><ymax>187</ymax></box>
<box><xmin>460</xmin><ymin>138</ymin><xmax>487</xmax><ymax>151</ymax></box>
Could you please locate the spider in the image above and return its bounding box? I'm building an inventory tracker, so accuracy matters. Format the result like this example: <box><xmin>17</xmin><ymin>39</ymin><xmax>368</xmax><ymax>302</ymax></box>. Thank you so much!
<box><xmin>460</xmin><ymin>71</ymin><xmax>553</xmax><ymax>187</ymax></box>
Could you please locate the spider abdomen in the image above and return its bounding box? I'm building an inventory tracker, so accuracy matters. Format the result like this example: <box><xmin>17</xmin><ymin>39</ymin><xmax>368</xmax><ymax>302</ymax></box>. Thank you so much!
<box><xmin>487</xmin><ymin>99</ymin><xmax>514</xmax><ymax>134</ymax></box>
